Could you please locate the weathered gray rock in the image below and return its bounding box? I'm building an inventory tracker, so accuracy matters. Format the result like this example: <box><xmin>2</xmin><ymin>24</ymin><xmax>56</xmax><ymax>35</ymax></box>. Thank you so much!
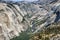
<box><xmin>0</xmin><ymin>0</ymin><xmax>60</xmax><ymax>40</ymax></box>
<box><xmin>0</xmin><ymin>3</ymin><xmax>24</xmax><ymax>40</ymax></box>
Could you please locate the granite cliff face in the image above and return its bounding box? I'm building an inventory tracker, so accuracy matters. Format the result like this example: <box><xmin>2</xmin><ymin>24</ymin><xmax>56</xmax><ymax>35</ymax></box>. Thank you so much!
<box><xmin>0</xmin><ymin>0</ymin><xmax>60</xmax><ymax>40</ymax></box>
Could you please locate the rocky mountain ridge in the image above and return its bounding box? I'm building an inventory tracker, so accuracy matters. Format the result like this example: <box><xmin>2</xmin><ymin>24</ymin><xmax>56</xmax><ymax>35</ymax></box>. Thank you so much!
<box><xmin>0</xmin><ymin>0</ymin><xmax>60</xmax><ymax>40</ymax></box>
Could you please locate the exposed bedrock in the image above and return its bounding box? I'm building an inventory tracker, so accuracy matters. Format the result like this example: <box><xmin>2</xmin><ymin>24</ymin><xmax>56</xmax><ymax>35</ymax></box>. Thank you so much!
<box><xmin>0</xmin><ymin>0</ymin><xmax>60</xmax><ymax>40</ymax></box>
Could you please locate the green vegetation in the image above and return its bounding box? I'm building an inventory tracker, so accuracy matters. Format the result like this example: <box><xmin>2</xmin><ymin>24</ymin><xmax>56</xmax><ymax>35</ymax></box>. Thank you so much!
<box><xmin>10</xmin><ymin>31</ymin><xmax>31</xmax><ymax>40</ymax></box>
<box><xmin>29</xmin><ymin>22</ymin><xmax>60</xmax><ymax>40</ymax></box>
<box><xmin>11</xmin><ymin>22</ymin><xmax>60</xmax><ymax>40</ymax></box>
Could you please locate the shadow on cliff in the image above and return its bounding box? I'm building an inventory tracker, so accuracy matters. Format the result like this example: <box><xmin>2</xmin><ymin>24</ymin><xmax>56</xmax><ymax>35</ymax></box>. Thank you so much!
<box><xmin>54</xmin><ymin>11</ymin><xmax>60</xmax><ymax>22</ymax></box>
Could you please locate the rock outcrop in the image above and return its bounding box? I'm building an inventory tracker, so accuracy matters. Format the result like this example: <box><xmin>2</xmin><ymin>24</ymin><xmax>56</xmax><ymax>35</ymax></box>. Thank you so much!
<box><xmin>0</xmin><ymin>0</ymin><xmax>60</xmax><ymax>40</ymax></box>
